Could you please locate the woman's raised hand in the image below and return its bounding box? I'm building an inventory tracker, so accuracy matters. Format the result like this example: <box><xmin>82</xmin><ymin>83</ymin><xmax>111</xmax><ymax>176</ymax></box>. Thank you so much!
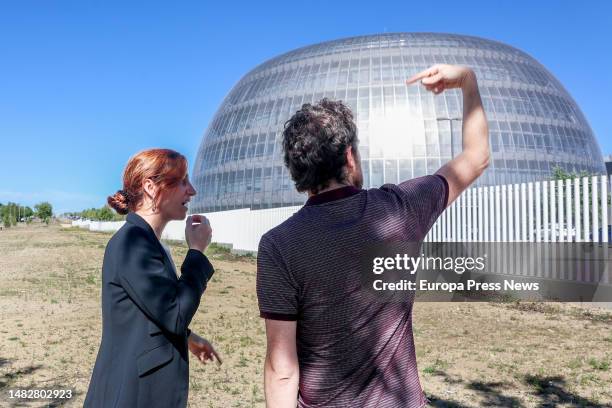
<box><xmin>185</xmin><ymin>215</ymin><xmax>212</xmax><ymax>253</ymax></box>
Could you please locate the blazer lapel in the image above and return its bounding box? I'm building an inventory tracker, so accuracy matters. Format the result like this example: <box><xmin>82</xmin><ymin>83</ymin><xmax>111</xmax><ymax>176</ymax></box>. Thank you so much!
<box><xmin>126</xmin><ymin>213</ymin><xmax>179</xmax><ymax>281</ymax></box>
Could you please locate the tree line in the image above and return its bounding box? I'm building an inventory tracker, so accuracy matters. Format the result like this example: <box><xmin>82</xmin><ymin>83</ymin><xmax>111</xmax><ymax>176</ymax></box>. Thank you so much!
<box><xmin>64</xmin><ymin>205</ymin><xmax>125</xmax><ymax>222</ymax></box>
<box><xmin>0</xmin><ymin>201</ymin><xmax>52</xmax><ymax>227</ymax></box>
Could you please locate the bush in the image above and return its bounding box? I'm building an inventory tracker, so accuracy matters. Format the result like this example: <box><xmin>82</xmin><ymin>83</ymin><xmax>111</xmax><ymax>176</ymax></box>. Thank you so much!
<box><xmin>35</xmin><ymin>202</ymin><xmax>53</xmax><ymax>223</ymax></box>
<box><xmin>2</xmin><ymin>214</ymin><xmax>12</xmax><ymax>228</ymax></box>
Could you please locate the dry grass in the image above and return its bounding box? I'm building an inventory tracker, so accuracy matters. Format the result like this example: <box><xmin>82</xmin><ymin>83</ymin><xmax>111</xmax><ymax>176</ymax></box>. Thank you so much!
<box><xmin>0</xmin><ymin>223</ymin><xmax>610</xmax><ymax>407</ymax></box>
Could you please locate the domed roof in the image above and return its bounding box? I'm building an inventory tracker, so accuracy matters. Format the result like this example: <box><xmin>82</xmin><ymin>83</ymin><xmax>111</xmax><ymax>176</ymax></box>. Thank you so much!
<box><xmin>192</xmin><ymin>33</ymin><xmax>605</xmax><ymax>213</ymax></box>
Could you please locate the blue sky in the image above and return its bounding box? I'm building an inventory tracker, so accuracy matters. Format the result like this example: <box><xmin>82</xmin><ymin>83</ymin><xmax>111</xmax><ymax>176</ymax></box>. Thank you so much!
<box><xmin>1</xmin><ymin>1</ymin><xmax>610</xmax><ymax>214</ymax></box>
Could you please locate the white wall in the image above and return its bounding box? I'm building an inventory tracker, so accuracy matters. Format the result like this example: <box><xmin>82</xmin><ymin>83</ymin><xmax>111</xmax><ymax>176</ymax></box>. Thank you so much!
<box><xmin>72</xmin><ymin>206</ymin><xmax>301</xmax><ymax>252</ymax></box>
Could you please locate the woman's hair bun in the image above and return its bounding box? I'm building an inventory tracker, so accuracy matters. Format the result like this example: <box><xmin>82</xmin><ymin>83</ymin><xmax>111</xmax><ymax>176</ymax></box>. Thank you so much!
<box><xmin>107</xmin><ymin>189</ymin><xmax>130</xmax><ymax>215</ymax></box>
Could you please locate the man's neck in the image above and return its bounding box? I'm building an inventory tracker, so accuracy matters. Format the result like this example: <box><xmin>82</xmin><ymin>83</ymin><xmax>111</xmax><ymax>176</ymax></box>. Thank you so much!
<box><xmin>308</xmin><ymin>180</ymin><xmax>353</xmax><ymax>198</ymax></box>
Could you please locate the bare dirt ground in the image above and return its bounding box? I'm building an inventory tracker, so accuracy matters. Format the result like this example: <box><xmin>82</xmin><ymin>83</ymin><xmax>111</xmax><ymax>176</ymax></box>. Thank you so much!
<box><xmin>0</xmin><ymin>223</ymin><xmax>610</xmax><ymax>407</ymax></box>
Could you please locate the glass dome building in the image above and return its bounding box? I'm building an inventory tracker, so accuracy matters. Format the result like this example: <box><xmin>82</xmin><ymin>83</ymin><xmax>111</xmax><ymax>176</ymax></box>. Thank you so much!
<box><xmin>192</xmin><ymin>33</ymin><xmax>605</xmax><ymax>213</ymax></box>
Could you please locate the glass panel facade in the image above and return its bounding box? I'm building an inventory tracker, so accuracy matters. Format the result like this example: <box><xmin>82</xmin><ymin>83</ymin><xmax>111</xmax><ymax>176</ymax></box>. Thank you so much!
<box><xmin>192</xmin><ymin>33</ymin><xmax>605</xmax><ymax>213</ymax></box>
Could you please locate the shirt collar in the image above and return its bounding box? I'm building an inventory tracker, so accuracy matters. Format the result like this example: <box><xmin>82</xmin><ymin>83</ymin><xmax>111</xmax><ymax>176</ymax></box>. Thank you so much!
<box><xmin>305</xmin><ymin>185</ymin><xmax>363</xmax><ymax>206</ymax></box>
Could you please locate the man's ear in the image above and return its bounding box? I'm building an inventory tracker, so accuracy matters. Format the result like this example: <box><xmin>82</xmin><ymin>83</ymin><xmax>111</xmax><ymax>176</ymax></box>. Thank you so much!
<box><xmin>346</xmin><ymin>146</ymin><xmax>356</xmax><ymax>172</ymax></box>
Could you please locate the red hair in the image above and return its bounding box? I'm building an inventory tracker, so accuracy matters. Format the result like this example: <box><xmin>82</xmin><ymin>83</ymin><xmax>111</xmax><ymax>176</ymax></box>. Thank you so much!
<box><xmin>108</xmin><ymin>148</ymin><xmax>188</xmax><ymax>215</ymax></box>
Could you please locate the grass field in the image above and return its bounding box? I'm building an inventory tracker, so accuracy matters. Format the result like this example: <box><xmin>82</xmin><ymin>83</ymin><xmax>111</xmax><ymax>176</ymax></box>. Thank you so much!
<box><xmin>0</xmin><ymin>223</ymin><xmax>611</xmax><ymax>407</ymax></box>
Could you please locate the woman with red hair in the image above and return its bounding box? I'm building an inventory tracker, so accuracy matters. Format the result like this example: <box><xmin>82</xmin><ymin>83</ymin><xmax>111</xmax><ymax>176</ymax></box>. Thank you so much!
<box><xmin>85</xmin><ymin>148</ymin><xmax>220</xmax><ymax>408</ymax></box>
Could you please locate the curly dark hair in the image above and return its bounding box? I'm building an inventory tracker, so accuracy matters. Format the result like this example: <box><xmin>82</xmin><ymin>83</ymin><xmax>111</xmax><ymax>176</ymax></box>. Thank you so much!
<box><xmin>282</xmin><ymin>98</ymin><xmax>358</xmax><ymax>193</ymax></box>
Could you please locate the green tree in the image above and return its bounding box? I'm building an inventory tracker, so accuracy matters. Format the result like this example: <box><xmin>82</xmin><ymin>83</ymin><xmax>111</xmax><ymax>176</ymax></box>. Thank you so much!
<box><xmin>74</xmin><ymin>205</ymin><xmax>124</xmax><ymax>221</ymax></box>
<box><xmin>23</xmin><ymin>206</ymin><xmax>34</xmax><ymax>218</ymax></box>
<box><xmin>550</xmin><ymin>165</ymin><xmax>609</xmax><ymax>230</ymax></box>
<box><xmin>97</xmin><ymin>206</ymin><xmax>115</xmax><ymax>221</ymax></box>
<box><xmin>551</xmin><ymin>165</ymin><xmax>591</xmax><ymax>182</ymax></box>
<box><xmin>2</xmin><ymin>213</ymin><xmax>11</xmax><ymax>228</ymax></box>
<box><xmin>0</xmin><ymin>202</ymin><xmax>19</xmax><ymax>225</ymax></box>
<box><xmin>35</xmin><ymin>202</ymin><xmax>53</xmax><ymax>224</ymax></box>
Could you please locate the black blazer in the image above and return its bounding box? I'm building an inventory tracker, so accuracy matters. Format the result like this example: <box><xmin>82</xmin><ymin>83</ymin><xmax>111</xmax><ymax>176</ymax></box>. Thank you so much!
<box><xmin>84</xmin><ymin>212</ymin><xmax>214</xmax><ymax>408</ymax></box>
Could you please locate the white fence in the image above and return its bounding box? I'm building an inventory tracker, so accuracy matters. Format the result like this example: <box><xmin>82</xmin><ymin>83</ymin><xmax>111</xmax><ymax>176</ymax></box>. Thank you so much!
<box><xmin>73</xmin><ymin>175</ymin><xmax>612</xmax><ymax>252</ymax></box>
<box><xmin>425</xmin><ymin>175</ymin><xmax>611</xmax><ymax>243</ymax></box>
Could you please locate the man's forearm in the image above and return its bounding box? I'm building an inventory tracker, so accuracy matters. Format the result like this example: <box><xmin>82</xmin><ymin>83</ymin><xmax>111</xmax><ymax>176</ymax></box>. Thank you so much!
<box><xmin>264</xmin><ymin>358</ymin><xmax>299</xmax><ymax>407</ymax></box>
<box><xmin>434</xmin><ymin>68</ymin><xmax>490</xmax><ymax>207</ymax></box>
<box><xmin>461</xmin><ymin>70</ymin><xmax>490</xmax><ymax>167</ymax></box>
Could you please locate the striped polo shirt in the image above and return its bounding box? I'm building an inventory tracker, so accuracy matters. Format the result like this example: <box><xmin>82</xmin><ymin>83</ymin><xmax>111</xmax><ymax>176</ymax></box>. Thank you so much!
<box><xmin>257</xmin><ymin>174</ymin><xmax>449</xmax><ymax>408</ymax></box>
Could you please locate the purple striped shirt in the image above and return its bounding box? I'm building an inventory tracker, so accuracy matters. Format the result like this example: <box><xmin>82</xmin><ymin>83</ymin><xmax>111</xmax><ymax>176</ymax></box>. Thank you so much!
<box><xmin>257</xmin><ymin>175</ymin><xmax>448</xmax><ymax>407</ymax></box>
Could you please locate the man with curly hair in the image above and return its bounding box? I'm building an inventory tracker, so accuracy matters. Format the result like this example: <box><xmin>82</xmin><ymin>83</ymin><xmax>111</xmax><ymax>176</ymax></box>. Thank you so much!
<box><xmin>257</xmin><ymin>64</ymin><xmax>490</xmax><ymax>407</ymax></box>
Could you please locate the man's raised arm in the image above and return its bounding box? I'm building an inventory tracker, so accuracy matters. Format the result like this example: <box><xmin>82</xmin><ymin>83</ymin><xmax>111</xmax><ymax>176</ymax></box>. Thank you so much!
<box><xmin>407</xmin><ymin>64</ymin><xmax>490</xmax><ymax>208</ymax></box>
